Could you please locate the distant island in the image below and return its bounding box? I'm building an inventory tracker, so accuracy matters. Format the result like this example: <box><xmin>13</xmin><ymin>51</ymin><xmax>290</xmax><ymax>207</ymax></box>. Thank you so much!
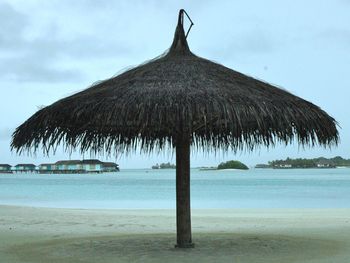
<box><xmin>152</xmin><ymin>162</ymin><xmax>176</xmax><ymax>169</ymax></box>
<box><xmin>218</xmin><ymin>160</ymin><xmax>249</xmax><ymax>170</ymax></box>
<box><xmin>255</xmin><ymin>156</ymin><xmax>350</xmax><ymax>169</ymax></box>
<box><xmin>199</xmin><ymin>160</ymin><xmax>249</xmax><ymax>171</ymax></box>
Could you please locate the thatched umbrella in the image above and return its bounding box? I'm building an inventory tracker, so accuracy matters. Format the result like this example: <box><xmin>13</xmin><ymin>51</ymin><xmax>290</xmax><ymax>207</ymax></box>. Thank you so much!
<box><xmin>12</xmin><ymin>10</ymin><xmax>338</xmax><ymax>248</ymax></box>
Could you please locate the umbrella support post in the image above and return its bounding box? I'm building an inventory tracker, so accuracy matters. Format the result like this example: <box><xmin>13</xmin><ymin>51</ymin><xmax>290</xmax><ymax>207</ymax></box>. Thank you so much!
<box><xmin>175</xmin><ymin>136</ymin><xmax>194</xmax><ymax>248</ymax></box>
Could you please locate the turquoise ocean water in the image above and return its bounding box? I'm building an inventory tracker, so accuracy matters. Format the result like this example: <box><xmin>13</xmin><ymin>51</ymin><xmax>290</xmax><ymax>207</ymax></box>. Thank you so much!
<box><xmin>0</xmin><ymin>168</ymin><xmax>349</xmax><ymax>209</ymax></box>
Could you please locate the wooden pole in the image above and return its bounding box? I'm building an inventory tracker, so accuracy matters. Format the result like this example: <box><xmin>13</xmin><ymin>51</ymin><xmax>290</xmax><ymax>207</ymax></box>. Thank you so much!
<box><xmin>175</xmin><ymin>135</ymin><xmax>194</xmax><ymax>248</ymax></box>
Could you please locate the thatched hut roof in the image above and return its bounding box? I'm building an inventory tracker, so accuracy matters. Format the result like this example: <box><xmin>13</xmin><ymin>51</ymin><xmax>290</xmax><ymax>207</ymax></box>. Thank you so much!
<box><xmin>55</xmin><ymin>160</ymin><xmax>81</xmax><ymax>165</ymax></box>
<box><xmin>15</xmin><ymin>164</ymin><xmax>36</xmax><ymax>168</ymax></box>
<box><xmin>102</xmin><ymin>162</ymin><xmax>119</xmax><ymax>168</ymax></box>
<box><xmin>81</xmin><ymin>159</ymin><xmax>104</xmax><ymax>165</ymax></box>
<box><xmin>11</xmin><ymin>10</ymin><xmax>338</xmax><ymax>155</ymax></box>
<box><xmin>0</xmin><ymin>164</ymin><xmax>12</xmax><ymax>168</ymax></box>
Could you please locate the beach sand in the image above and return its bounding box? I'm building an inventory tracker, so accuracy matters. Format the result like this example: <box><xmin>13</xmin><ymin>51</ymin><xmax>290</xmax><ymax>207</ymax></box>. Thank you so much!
<box><xmin>0</xmin><ymin>206</ymin><xmax>349</xmax><ymax>263</ymax></box>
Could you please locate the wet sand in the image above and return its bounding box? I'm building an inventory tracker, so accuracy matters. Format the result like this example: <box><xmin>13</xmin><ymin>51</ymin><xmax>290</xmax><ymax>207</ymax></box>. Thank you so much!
<box><xmin>0</xmin><ymin>206</ymin><xmax>349</xmax><ymax>263</ymax></box>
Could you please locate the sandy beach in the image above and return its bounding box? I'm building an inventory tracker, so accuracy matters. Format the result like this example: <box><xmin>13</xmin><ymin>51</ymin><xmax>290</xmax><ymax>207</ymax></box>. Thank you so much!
<box><xmin>0</xmin><ymin>206</ymin><xmax>349</xmax><ymax>262</ymax></box>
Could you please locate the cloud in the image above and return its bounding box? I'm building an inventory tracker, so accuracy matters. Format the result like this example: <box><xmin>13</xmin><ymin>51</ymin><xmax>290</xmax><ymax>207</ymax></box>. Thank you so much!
<box><xmin>0</xmin><ymin>56</ymin><xmax>83</xmax><ymax>82</ymax></box>
<box><xmin>202</xmin><ymin>29</ymin><xmax>279</xmax><ymax>61</ymax></box>
<box><xmin>228</xmin><ymin>30</ymin><xmax>278</xmax><ymax>54</ymax></box>
<box><xmin>0</xmin><ymin>3</ymin><xmax>82</xmax><ymax>82</ymax></box>
<box><xmin>317</xmin><ymin>29</ymin><xmax>350</xmax><ymax>48</ymax></box>
<box><xmin>0</xmin><ymin>2</ymin><xmax>27</xmax><ymax>48</ymax></box>
<box><xmin>0</xmin><ymin>2</ymin><xmax>135</xmax><ymax>83</ymax></box>
<box><xmin>0</xmin><ymin>128</ymin><xmax>12</xmax><ymax>141</ymax></box>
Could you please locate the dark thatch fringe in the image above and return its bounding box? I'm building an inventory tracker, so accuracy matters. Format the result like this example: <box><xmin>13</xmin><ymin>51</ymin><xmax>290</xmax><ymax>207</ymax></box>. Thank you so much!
<box><xmin>11</xmin><ymin>10</ymin><xmax>339</xmax><ymax>156</ymax></box>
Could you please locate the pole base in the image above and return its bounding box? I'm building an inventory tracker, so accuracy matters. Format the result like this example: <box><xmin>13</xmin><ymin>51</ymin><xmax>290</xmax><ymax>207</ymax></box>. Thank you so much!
<box><xmin>175</xmin><ymin>243</ymin><xmax>195</xmax><ymax>248</ymax></box>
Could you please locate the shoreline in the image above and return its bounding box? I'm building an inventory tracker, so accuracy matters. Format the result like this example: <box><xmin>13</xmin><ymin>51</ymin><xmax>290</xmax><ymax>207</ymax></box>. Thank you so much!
<box><xmin>1</xmin><ymin>206</ymin><xmax>350</xmax><ymax>262</ymax></box>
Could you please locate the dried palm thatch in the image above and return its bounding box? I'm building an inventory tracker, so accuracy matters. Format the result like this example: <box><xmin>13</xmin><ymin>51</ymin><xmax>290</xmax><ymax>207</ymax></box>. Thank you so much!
<box><xmin>11</xmin><ymin>9</ymin><xmax>338</xmax><ymax>248</ymax></box>
<box><xmin>11</xmin><ymin>12</ymin><xmax>338</xmax><ymax>155</ymax></box>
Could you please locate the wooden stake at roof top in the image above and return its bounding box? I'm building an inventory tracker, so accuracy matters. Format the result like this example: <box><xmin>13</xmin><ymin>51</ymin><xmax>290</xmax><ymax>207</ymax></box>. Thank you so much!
<box><xmin>179</xmin><ymin>9</ymin><xmax>194</xmax><ymax>38</ymax></box>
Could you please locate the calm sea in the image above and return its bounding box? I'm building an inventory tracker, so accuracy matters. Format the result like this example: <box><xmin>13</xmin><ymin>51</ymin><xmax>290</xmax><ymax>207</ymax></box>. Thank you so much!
<box><xmin>0</xmin><ymin>168</ymin><xmax>349</xmax><ymax>209</ymax></box>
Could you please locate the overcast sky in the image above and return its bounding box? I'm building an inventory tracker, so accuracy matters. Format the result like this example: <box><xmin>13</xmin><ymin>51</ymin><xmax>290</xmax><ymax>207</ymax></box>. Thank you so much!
<box><xmin>1</xmin><ymin>0</ymin><xmax>349</xmax><ymax>168</ymax></box>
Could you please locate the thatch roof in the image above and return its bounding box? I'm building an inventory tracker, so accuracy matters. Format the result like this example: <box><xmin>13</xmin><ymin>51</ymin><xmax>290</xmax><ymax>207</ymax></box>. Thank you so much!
<box><xmin>81</xmin><ymin>159</ymin><xmax>104</xmax><ymax>165</ymax></box>
<box><xmin>11</xmin><ymin>10</ymin><xmax>338</xmax><ymax>155</ymax></box>
<box><xmin>15</xmin><ymin>164</ymin><xmax>36</xmax><ymax>168</ymax></box>
<box><xmin>55</xmin><ymin>160</ymin><xmax>81</xmax><ymax>165</ymax></box>
<box><xmin>54</xmin><ymin>159</ymin><xmax>103</xmax><ymax>165</ymax></box>
<box><xmin>40</xmin><ymin>160</ymin><xmax>117</xmax><ymax>167</ymax></box>
<box><xmin>103</xmin><ymin>162</ymin><xmax>119</xmax><ymax>168</ymax></box>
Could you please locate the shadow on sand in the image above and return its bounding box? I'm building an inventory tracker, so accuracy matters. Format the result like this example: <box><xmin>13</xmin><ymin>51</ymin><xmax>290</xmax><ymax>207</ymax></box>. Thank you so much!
<box><xmin>7</xmin><ymin>232</ymin><xmax>342</xmax><ymax>263</ymax></box>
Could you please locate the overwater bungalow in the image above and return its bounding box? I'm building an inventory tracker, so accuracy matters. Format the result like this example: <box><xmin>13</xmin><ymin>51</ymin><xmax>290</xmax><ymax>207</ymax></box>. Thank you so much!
<box><xmin>0</xmin><ymin>164</ymin><xmax>12</xmax><ymax>173</ymax></box>
<box><xmin>81</xmin><ymin>159</ymin><xmax>103</xmax><ymax>172</ymax></box>
<box><xmin>101</xmin><ymin>162</ymin><xmax>119</xmax><ymax>172</ymax></box>
<box><xmin>55</xmin><ymin>160</ymin><xmax>84</xmax><ymax>173</ymax></box>
<box><xmin>14</xmin><ymin>164</ymin><xmax>37</xmax><ymax>173</ymax></box>
<box><xmin>39</xmin><ymin>163</ymin><xmax>55</xmax><ymax>171</ymax></box>
<box><xmin>38</xmin><ymin>159</ymin><xmax>119</xmax><ymax>174</ymax></box>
